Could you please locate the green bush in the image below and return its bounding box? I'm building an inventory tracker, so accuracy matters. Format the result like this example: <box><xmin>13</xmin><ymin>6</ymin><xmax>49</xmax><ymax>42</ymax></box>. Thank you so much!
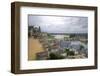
<box><xmin>48</xmin><ymin>53</ymin><xmax>64</xmax><ymax>60</ymax></box>
<box><xmin>67</xmin><ymin>51</ymin><xmax>75</xmax><ymax>56</ymax></box>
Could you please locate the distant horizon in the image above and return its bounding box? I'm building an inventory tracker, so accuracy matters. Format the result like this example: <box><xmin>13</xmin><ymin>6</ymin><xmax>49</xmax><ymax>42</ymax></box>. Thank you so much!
<box><xmin>47</xmin><ymin>33</ymin><xmax>88</xmax><ymax>34</ymax></box>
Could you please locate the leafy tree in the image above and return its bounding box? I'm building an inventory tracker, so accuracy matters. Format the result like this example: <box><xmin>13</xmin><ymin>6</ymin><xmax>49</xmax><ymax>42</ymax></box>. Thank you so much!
<box><xmin>64</xmin><ymin>48</ymin><xmax>75</xmax><ymax>56</ymax></box>
<box><xmin>80</xmin><ymin>45</ymin><xmax>84</xmax><ymax>50</ymax></box>
<box><xmin>70</xmin><ymin>34</ymin><xmax>75</xmax><ymax>38</ymax></box>
<box><xmin>65</xmin><ymin>48</ymin><xmax>70</xmax><ymax>52</ymax></box>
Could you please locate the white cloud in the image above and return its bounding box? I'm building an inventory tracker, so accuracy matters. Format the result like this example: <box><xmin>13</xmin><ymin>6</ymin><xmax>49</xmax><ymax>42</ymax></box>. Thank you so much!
<box><xmin>28</xmin><ymin>15</ymin><xmax>88</xmax><ymax>33</ymax></box>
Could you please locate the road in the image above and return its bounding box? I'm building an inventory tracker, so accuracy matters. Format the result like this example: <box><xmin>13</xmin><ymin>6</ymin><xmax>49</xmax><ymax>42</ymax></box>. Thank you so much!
<box><xmin>28</xmin><ymin>37</ymin><xmax>44</xmax><ymax>60</ymax></box>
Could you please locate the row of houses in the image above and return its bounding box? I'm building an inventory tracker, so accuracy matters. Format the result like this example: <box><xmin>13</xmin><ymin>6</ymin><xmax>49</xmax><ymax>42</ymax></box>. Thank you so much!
<box><xmin>36</xmin><ymin>39</ymin><xmax>87</xmax><ymax>60</ymax></box>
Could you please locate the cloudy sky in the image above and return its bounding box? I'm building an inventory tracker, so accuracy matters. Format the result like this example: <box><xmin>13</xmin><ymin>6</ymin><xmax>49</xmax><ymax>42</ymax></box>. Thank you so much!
<box><xmin>28</xmin><ymin>15</ymin><xmax>88</xmax><ymax>33</ymax></box>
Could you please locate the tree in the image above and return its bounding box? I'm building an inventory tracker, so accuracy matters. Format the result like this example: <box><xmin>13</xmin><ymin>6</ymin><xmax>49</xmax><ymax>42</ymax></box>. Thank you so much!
<box><xmin>65</xmin><ymin>48</ymin><xmax>75</xmax><ymax>56</ymax></box>
<box><xmin>65</xmin><ymin>48</ymin><xmax>70</xmax><ymax>52</ymax></box>
<box><xmin>80</xmin><ymin>45</ymin><xmax>84</xmax><ymax>50</ymax></box>
<box><xmin>70</xmin><ymin>34</ymin><xmax>75</xmax><ymax>38</ymax></box>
